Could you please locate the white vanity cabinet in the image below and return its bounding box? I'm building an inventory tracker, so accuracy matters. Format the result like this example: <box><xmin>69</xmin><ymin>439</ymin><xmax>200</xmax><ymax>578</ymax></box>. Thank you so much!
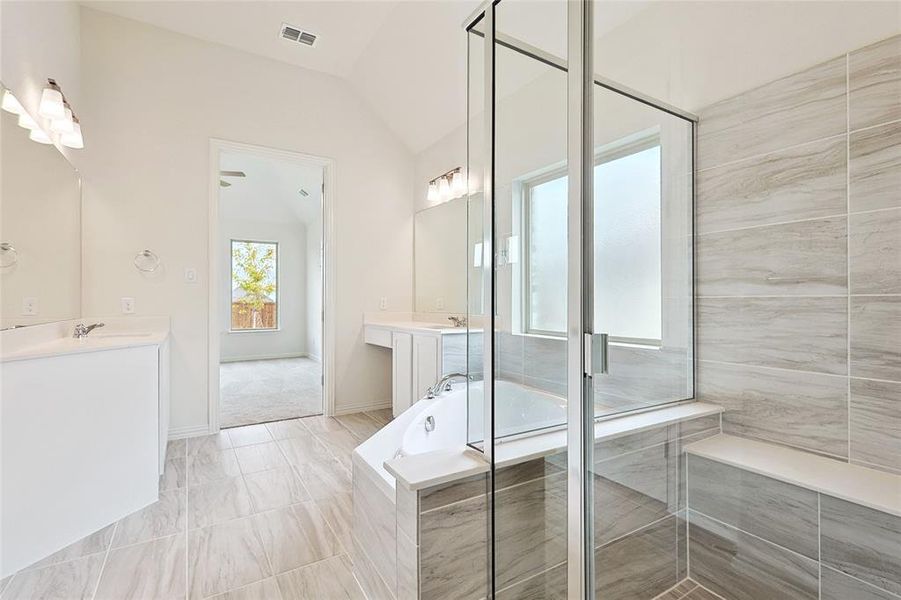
<box><xmin>365</xmin><ymin>320</ymin><xmax>471</xmax><ymax>416</ymax></box>
<box><xmin>0</xmin><ymin>318</ymin><xmax>170</xmax><ymax>577</ymax></box>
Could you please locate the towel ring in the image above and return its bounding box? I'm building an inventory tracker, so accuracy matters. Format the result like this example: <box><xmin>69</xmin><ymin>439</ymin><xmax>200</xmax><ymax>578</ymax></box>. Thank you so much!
<box><xmin>0</xmin><ymin>242</ymin><xmax>18</xmax><ymax>268</ymax></box>
<box><xmin>134</xmin><ymin>249</ymin><xmax>161</xmax><ymax>273</ymax></box>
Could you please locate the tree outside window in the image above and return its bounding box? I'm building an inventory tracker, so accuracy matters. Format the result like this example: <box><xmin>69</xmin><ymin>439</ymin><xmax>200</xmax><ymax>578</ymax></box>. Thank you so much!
<box><xmin>231</xmin><ymin>240</ymin><xmax>278</xmax><ymax>330</ymax></box>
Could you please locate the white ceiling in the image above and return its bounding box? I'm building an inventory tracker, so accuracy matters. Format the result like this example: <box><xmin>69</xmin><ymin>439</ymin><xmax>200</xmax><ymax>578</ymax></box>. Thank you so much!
<box><xmin>79</xmin><ymin>0</ymin><xmax>651</xmax><ymax>154</ymax></box>
<box><xmin>219</xmin><ymin>150</ymin><xmax>323</xmax><ymax>225</ymax></box>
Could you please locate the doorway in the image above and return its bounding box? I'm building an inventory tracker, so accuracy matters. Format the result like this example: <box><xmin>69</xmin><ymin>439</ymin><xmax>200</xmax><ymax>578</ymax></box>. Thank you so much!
<box><xmin>208</xmin><ymin>140</ymin><xmax>335</xmax><ymax>430</ymax></box>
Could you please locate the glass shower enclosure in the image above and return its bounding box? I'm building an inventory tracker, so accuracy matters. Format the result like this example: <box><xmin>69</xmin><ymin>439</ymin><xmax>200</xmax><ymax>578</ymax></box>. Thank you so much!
<box><xmin>465</xmin><ymin>0</ymin><xmax>696</xmax><ymax>597</ymax></box>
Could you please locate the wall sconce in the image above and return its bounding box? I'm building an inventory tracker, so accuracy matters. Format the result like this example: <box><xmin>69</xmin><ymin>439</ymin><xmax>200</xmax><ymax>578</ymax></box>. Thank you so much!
<box><xmin>427</xmin><ymin>167</ymin><xmax>465</xmax><ymax>204</ymax></box>
<box><xmin>2</xmin><ymin>80</ymin><xmax>84</xmax><ymax>149</ymax></box>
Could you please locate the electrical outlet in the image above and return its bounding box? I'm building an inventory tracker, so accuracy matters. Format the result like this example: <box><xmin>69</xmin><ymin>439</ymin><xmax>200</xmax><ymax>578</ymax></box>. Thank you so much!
<box><xmin>379</xmin><ymin>297</ymin><xmax>388</xmax><ymax>310</ymax></box>
<box><xmin>22</xmin><ymin>297</ymin><xmax>38</xmax><ymax>316</ymax></box>
<box><xmin>184</xmin><ymin>268</ymin><xmax>198</xmax><ymax>284</ymax></box>
<box><xmin>121</xmin><ymin>297</ymin><xmax>135</xmax><ymax>314</ymax></box>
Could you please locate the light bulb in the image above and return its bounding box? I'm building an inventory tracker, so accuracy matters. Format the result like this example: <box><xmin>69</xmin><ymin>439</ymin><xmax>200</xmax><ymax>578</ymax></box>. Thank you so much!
<box><xmin>38</xmin><ymin>85</ymin><xmax>65</xmax><ymax>120</ymax></box>
<box><xmin>438</xmin><ymin>176</ymin><xmax>450</xmax><ymax>201</ymax></box>
<box><xmin>17</xmin><ymin>111</ymin><xmax>38</xmax><ymax>130</ymax></box>
<box><xmin>2</xmin><ymin>90</ymin><xmax>23</xmax><ymax>114</ymax></box>
<box><xmin>51</xmin><ymin>107</ymin><xmax>74</xmax><ymax>134</ymax></box>
<box><xmin>427</xmin><ymin>181</ymin><xmax>439</xmax><ymax>203</ymax></box>
<box><xmin>451</xmin><ymin>169</ymin><xmax>465</xmax><ymax>198</ymax></box>
<box><xmin>29</xmin><ymin>128</ymin><xmax>53</xmax><ymax>144</ymax></box>
<box><xmin>61</xmin><ymin>119</ymin><xmax>84</xmax><ymax>149</ymax></box>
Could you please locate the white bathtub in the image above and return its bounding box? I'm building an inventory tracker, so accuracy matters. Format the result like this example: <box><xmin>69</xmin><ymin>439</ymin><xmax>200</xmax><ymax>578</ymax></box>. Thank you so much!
<box><xmin>352</xmin><ymin>380</ymin><xmax>566</xmax><ymax>499</ymax></box>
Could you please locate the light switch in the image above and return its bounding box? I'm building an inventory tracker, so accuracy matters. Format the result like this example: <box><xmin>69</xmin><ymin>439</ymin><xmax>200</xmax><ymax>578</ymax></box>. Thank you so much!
<box><xmin>379</xmin><ymin>297</ymin><xmax>388</xmax><ymax>310</ymax></box>
<box><xmin>184</xmin><ymin>268</ymin><xmax>198</xmax><ymax>283</ymax></box>
<box><xmin>436</xmin><ymin>297</ymin><xmax>445</xmax><ymax>310</ymax></box>
<box><xmin>121</xmin><ymin>297</ymin><xmax>135</xmax><ymax>314</ymax></box>
<box><xmin>22</xmin><ymin>297</ymin><xmax>38</xmax><ymax>316</ymax></box>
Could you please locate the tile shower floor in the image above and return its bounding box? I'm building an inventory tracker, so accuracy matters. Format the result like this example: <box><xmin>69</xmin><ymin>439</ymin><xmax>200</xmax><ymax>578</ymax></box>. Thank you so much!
<box><xmin>219</xmin><ymin>358</ymin><xmax>324</xmax><ymax>429</ymax></box>
<box><xmin>0</xmin><ymin>409</ymin><xmax>392</xmax><ymax>600</ymax></box>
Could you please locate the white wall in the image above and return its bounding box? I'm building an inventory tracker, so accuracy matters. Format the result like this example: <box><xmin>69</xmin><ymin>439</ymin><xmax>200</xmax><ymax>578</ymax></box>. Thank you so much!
<box><xmin>79</xmin><ymin>8</ymin><xmax>414</xmax><ymax>432</ymax></box>
<box><xmin>219</xmin><ymin>219</ymin><xmax>307</xmax><ymax>363</ymax></box>
<box><xmin>306</xmin><ymin>212</ymin><xmax>323</xmax><ymax>362</ymax></box>
<box><xmin>0</xmin><ymin>1</ymin><xmax>82</xmax><ymax>163</ymax></box>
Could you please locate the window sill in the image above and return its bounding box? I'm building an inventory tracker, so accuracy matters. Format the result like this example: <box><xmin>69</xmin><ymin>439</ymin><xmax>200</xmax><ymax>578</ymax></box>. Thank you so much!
<box><xmin>227</xmin><ymin>328</ymin><xmax>281</xmax><ymax>335</ymax></box>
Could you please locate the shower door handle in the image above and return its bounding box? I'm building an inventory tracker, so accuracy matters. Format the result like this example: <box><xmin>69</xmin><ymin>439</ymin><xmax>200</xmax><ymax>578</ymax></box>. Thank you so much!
<box><xmin>583</xmin><ymin>333</ymin><xmax>609</xmax><ymax>377</ymax></box>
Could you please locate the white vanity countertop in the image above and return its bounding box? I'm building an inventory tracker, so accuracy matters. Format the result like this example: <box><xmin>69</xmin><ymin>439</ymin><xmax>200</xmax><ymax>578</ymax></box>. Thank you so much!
<box><xmin>1</xmin><ymin>316</ymin><xmax>170</xmax><ymax>363</ymax></box>
<box><xmin>363</xmin><ymin>311</ymin><xmax>472</xmax><ymax>335</ymax></box>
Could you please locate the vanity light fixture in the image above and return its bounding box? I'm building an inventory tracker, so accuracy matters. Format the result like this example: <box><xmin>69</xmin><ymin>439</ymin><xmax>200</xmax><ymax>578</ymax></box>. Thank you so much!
<box><xmin>28</xmin><ymin>128</ymin><xmax>53</xmax><ymax>145</ymax></box>
<box><xmin>427</xmin><ymin>167</ymin><xmax>465</xmax><ymax>204</ymax></box>
<box><xmin>17</xmin><ymin>111</ymin><xmax>38</xmax><ymax>130</ymax></box>
<box><xmin>60</xmin><ymin>116</ymin><xmax>84</xmax><ymax>149</ymax></box>
<box><xmin>38</xmin><ymin>79</ymin><xmax>65</xmax><ymax>120</ymax></box>
<box><xmin>2</xmin><ymin>89</ymin><xmax>23</xmax><ymax>114</ymax></box>
<box><xmin>51</xmin><ymin>105</ymin><xmax>75</xmax><ymax>135</ymax></box>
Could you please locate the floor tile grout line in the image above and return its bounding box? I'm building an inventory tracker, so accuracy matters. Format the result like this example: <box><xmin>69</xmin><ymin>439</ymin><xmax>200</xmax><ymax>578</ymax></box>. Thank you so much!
<box><xmin>89</xmin><ymin>520</ymin><xmax>118</xmax><ymax>600</ymax></box>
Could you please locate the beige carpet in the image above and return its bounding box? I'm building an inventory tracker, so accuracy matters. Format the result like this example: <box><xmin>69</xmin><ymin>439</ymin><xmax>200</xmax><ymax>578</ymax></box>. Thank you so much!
<box><xmin>219</xmin><ymin>357</ymin><xmax>322</xmax><ymax>428</ymax></box>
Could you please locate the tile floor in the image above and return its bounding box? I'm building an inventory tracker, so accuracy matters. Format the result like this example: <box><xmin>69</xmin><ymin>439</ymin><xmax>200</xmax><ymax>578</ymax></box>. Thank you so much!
<box><xmin>219</xmin><ymin>358</ymin><xmax>324</xmax><ymax>428</ymax></box>
<box><xmin>0</xmin><ymin>409</ymin><xmax>393</xmax><ymax>600</ymax></box>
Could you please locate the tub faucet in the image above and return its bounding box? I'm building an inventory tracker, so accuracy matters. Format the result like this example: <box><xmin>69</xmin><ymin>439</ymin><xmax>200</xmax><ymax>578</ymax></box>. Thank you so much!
<box><xmin>73</xmin><ymin>322</ymin><xmax>105</xmax><ymax>339</ymax></box>
<box><xmin>447</xmin><ymin>316</ymin><xmax>467</xmax><ymax>328</ymax></box>
<box><xmin>426</xmin><ymin>372</ymin><xmax>470</xmax><ymax>398</ymax></box>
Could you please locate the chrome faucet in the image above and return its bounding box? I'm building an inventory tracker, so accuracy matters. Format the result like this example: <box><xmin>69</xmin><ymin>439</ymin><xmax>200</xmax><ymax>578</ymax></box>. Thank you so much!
<box><xmin>73</xmin><ymin>322</ymin><xmax>105</xmax><ymax>339</ymax></box>
<box><xmin>426</xmin><ymin>372</ymin><xmax>470</xmax><ymax>399</ymax></box>
<box><xmin>447</xmin><ymin>316</ymin><xmax>467</xmax><ymax>328</ymax></box>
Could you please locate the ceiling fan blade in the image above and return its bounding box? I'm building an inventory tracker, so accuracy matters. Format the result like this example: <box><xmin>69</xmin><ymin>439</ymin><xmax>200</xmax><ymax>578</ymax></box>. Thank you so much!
<box><xmin>219</xmin><ymin>170</ymin><xmax>246</xmax><ymax>178</ymax></box>
<box><xmin>219</xmin><ymin>180</ymin><xmax>232</xmax><ymax>188</ymax></box>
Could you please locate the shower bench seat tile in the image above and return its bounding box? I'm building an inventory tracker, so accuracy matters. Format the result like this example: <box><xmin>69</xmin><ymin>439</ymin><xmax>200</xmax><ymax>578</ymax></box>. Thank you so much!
<box><xmin>684</xmin><ymin>434</ymin><xmax>901</xmax><ymax>517</ymax></box>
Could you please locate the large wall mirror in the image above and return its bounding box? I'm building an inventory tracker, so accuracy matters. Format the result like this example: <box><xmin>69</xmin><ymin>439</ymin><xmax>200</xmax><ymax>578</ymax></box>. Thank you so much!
<box><xmin>1</xmin><ymin>83</ymin><xmax>82</xmax><ymax>328</ymax></box>
<box><xmin>414</xmin><ymin>196</ymin><xmax>468</xmax><ymax>314</ymax></box>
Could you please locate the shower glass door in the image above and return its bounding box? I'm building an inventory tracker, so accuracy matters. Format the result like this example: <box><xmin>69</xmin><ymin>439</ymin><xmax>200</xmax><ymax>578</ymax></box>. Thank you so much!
<box><xmin>466</xmin><ymin>1</ymin><xmax>694</xmax><ymax>597</ymax></box>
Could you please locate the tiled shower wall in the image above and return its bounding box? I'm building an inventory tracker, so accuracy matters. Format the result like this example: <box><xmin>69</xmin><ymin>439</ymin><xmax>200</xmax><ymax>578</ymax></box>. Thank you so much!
<box><xmin>695</xmin><ymin>34</ymin><xmax>901</xmax><ymax>472</ymax></box>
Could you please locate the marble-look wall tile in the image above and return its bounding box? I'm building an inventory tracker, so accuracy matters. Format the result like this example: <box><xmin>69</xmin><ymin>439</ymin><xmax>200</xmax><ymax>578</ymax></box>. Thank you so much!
<box><xmin>849</xmin><ymin>35</ymin><xmax>901</xmax><ymax>131</ymax></box>
<box><xmin>352</xmin><ymin>538</ymin><xmax>395</xmax><ymax>600</ymax></box>
<box><xmin>821</xmin><ymin>495</ymin><xmax>901</xmax><ymax>596</ymax></box>
<box><xmin>688</xmin><ymin>511</ymin><xmax>819</xmax><ymax>600</ymax></box>
<box><xmin>496</xmin><ymin>331</ymin><xmax>524</xmax><ymax>381</ymax></box>
<box><xmin>850</xmin><ymin>121</ymin><xmax>901</xmax><ymax>212</ymax></box>
<box><xmin>495</xmin><ymin>457</ymin><xmax>564</xmax><ymax>491</ymax></box>
<box><xmin>821</xmin><ymin>565</ymin><xmax>900</xmax><ymax>600</ymax></box>
<box><xmin>419</xmin><ymin>473</ymin><xmax>487</xmax><ymax>512</ymax></box>
<box><xmin>686</xmin><ymin>455</ymin><xmax>819</xmax><ymax>559</ymax></box>
<box><xmin>696</xmin><ymin>136</ymin><xmax>847</xmax><ymax>234</ymax></box>
<box><xmin>352</xmin><ymin>463</ymin><xmax>397</xmax><ymax>592</ymax></box>
<box><xmin>594</xmin><ymin>516</ymin><xmax>679</xmax><ymax>600</ymax></box>
<box><xmin>697</xmin><ymin>56</ymin><xmax>847</xmax><ymax>169</ymax></box>
<box><xmin>419</xmin><ymin>493</ymin><xmax>488</xmax><ymax>600</ymax></box>
<box><xmin>523</xmin><ymin>335</ymin><xmax>566</xmax><ymax>385</ymax></box>
<box><xmin>494</xmin><ymin>476</ymin><xmax>566</xmax><ymax>590</ymax></box>
<box><xmin>396</xmin><ymin>530</ymin><xmax>418</xmax><ymax>600</ymax></box>
<box><xmin>850</xmin><ymin>378</ymin><xmax>901</xmax><ymax>471</ymax></box>
<box><xmin>496</xmin><ymin>562</ymin><xmax>566</xmax><ymax>600</ymax></box>
<box><xmin>441</xmin><ymin>333</ymin><xmax>470</xmax><ymax>376</ymax></box>
<box><xmin>851</xmin><ymin>296</ymin><xmax>901</xmax><ymax>381</ymax></box>
<box><xmin>697</xmin><ymin>216</ymin><xmax>848</xmax><ymax>296</ymax></box>
<box><xmin>592</xmin><ymin>471</ymin><xmax>669</xmax><ymax>546</ymax></box>
<box><xmin>396</xmin><ymin>484</ymin><xmax>418</xmax><ymax>544</ymax></box>
<box><xmin>850</xmin><ymin>208</ymin><xmax>901</xmax><ymax>294</ymax></box>
<box><xmin>696</xmin><ymin>360</ymin><xmax>849</xmax><ymax>457</ymax></box>
<box><xmin>697</xmin><ymin>297</ymin><xmax>848</xmax><ymax>375</ymax></box>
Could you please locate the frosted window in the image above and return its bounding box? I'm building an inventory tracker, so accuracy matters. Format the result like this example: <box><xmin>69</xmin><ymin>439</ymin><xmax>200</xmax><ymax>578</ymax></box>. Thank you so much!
<box><xmin>526</xmin><ymin>176</ymin><xmax>568</xmax><ymax>333</ymax></box>
<box><xmin>524</xmin><ymin>143</ymin><xmax>662</xmax><ymax>342</ymax></box>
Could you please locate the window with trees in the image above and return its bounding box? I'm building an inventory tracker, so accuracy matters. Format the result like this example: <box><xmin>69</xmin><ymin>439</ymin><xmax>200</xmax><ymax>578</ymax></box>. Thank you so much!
<box><xmin>230</xmin><ymin>240</ymin><xmax>278</xmax><ymax>331</ymax></box>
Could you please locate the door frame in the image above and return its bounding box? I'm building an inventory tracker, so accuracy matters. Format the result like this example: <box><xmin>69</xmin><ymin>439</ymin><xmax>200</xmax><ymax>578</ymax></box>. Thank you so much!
<box><xmin>207</xmin><ymin>138</ymin><xmax>337</xmax><ymax>431</ymax></box>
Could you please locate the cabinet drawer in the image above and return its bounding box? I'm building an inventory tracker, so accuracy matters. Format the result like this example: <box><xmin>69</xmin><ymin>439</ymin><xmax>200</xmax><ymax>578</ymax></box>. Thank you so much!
<box><xmin>364</xmin><ymin>326</ymin><xmax>392</xmax><ymax>348</ymax></box>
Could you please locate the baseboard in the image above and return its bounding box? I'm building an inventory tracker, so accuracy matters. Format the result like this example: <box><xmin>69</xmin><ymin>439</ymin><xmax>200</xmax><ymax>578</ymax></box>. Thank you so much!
<box><xmin>334</xmin><ymin>399</ymin><xmax>391</xmax><ymax>416</ymax></box>
<box><xmin>220</xmin><ymin>352</ymin><xmax>307</xmax><ymax>363</ymax></box>
<box><xmin>168</xmin><ymin>425</ymin><xmax>212</xmax><ymax>440</ymax></box>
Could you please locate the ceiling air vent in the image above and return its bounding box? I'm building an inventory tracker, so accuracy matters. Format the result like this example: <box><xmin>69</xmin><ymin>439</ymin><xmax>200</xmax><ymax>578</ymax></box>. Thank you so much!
<box><xmin>280</xmin><ymin>23</ymin><xmax>318</xmax><ymax>47</ymax></box>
